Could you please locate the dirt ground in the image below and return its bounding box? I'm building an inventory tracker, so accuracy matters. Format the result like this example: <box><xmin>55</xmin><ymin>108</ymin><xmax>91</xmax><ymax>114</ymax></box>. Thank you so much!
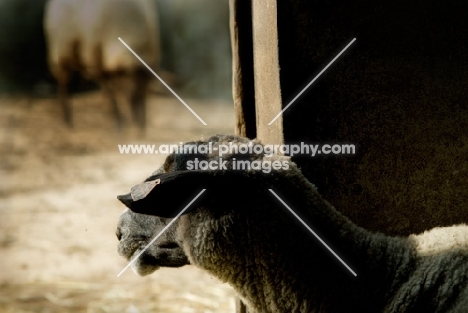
<box><xmin>0</xmin><ymin>92</ymin><xmax>237</xmax><ymax>313</ymax></box>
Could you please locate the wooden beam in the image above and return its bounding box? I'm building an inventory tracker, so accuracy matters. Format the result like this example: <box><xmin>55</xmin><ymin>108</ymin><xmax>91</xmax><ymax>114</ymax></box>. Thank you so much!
<box><xmin>229</xmin><ymin>0</ymin><xmax>256</xmax><ymax>139</ymax></box>
<box><xmin>252</xmin><ymin>0</ymin><xmax>283</xmax><ymax>145</ymax></box>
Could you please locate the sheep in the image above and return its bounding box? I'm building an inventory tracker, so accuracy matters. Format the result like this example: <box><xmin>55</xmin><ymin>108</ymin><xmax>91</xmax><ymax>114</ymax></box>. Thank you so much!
<box><xmin>43</xmin><ymin>0</ymin><xmax>160</xmax><ymax>129</ymax></box>
<box><xmin>116</xmin><ymin>134</ymin><xmax>468</xmax><ymax>313</ymax></box>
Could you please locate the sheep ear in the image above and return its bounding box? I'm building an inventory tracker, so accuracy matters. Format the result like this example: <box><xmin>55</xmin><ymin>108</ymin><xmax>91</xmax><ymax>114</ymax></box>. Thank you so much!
<box><xmin>117</xmin><ymin>170</ymin><xmax>218</xmax><ymax>218</ymax></box>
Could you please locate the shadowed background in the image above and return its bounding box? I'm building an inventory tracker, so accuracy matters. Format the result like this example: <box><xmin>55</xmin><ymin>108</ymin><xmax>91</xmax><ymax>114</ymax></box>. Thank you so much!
<box><xmin>233</xmin><ymin>0</ymin><xmax>468</xmax><ymax>236</ymax></box>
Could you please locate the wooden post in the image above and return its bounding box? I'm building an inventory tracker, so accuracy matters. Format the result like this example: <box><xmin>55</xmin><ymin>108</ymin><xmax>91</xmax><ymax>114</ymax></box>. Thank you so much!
<box><xmin>230</xmin><ymin>1</ymin><xmax>283</xmax><ymax>312</ymax></box>
<box><xmin>251</xmin><ymin>0</ymin><xmax>283</xmax><ymax>145</ymax></box>
<box><xmin>229</xmin><ymin>0</ymin><xmax>256</xmax><ymax>138</ymax></box>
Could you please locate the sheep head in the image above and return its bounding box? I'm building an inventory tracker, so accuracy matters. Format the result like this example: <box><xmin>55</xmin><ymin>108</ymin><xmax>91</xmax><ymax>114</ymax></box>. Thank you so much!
<box><xmin>116</xmin><ymin>134</ymin><xmax>298</xmax><ymax>278</ymax></box>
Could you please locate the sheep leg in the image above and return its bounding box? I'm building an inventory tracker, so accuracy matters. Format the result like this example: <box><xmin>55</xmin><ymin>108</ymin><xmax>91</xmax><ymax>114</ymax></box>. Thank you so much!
<box><xmin>111</xmin><ymin>96</ymin><xmax>122</xmax><ymax>131</ymax></box>
<box><xmin>131</xmin><ymin>90</ymin><xmax>146</xmax><ymax>130</ymax></box>
<box><xmin>130</xmin><ymin>73</ymin><xmax>149</xmax><ymax>130</ymax></box>
<box><xmin>57</xmin><ymin>69</ymin><xmax>73</xmax><ymax>127</ymax></box>
<box><xmin>102</xmin><ymin>79</ymin><xmax>123</xmax><ymax>131</ymax></box>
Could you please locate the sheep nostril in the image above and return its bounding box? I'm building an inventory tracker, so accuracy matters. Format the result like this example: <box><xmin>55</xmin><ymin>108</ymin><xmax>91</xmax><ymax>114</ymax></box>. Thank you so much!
<box><xmin>116</xmin><ymin>229</ymin><xmax>122</xmax><ymax>241</ymax></box>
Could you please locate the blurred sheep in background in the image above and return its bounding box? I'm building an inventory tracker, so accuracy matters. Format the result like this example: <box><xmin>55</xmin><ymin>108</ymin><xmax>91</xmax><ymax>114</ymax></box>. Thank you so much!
<box><xmin>44</xmin><ymin>0</ymin><xmax>160</xmax><ymax>129</ymax></box>
<box><xmin>0</xmin><ymin>0</ymin><xmax>232</xmax><ymax>125</ymax></box>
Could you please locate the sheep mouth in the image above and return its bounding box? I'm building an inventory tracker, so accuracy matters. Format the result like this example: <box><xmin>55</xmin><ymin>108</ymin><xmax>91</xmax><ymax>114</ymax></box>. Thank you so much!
<box><xmin>158</xmin><ymin>241</ymin><xmax>180</xmax><ymax>249</ymax></box>
<box><xmin>136</xmin><ymin>250</ymin><xmax>190</xmax><ymax>268</ymax></box>
<box><xmin>128</xmin><ymin>242</ymin><xmax>190</xmax><ymax>269</ymax></box>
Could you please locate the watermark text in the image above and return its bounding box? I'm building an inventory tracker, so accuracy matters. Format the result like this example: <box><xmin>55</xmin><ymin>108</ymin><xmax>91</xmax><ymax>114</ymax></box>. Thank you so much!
<box><xmin>117</xmin><ymin>142</ymin><xmax>356</xmax><ymax>157</ymax></box>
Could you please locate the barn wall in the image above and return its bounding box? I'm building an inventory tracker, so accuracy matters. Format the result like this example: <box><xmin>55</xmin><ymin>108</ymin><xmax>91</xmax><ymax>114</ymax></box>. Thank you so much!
<box><xmin>277</xmin><ymin>0</ymin><xmax>468</xmax><ymax>235</ymax></box>
<box><xmin>233</xmin><ymin>0</ymin><xmax>468</xmax><ymax>236</ymax></box>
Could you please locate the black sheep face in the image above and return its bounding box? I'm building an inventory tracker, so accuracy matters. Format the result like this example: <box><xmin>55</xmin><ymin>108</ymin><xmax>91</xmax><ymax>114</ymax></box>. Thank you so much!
<box><xmin>116</xmin><ymin>134</ymin><xmax>285</xmax><ymax>275</ymax></box>
<box><xmin>116</xmin><ymin>208</ymin><xmax>189</xmax><ymax>276</ymax></box>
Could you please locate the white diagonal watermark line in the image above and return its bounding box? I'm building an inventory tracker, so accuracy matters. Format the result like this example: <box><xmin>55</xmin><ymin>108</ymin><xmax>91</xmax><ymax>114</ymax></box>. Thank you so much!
<box><xmin>117</xmin><ymin>189</ymin><xmax>206</xmax><ymax>277</ymax></box>
<box><xmin>118</xmin><ymin>37</ymin><xmax>207</xmax><ymax>126</ymax></box>
<box><xmin>268</xmin><ymin>189</ymin><xmax>357</xmax><ymax>276</ymax></box>
<box><xmin>268</xmin><ymin>38</ymin><xmax>356</xmax><ymax>125</ymax></box>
